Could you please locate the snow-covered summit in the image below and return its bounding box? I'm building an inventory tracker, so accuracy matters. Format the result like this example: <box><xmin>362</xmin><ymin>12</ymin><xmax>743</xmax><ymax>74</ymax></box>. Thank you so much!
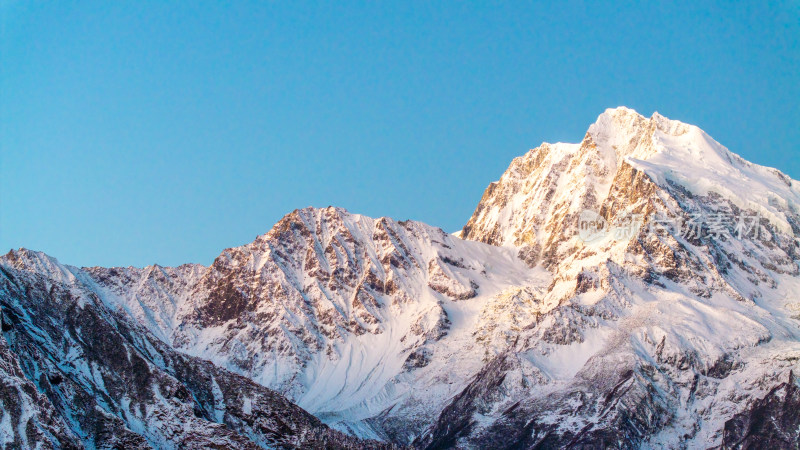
<box><xmin>2</xmin><ymin>248</ymin><xmax>80</xmax><ymax>285</ymax></box>
<box><xmin>463</xmin><ymin>106</ymin><xmax>800</xmax><ymax>259</ymax></box>
<box><xmin>592</xmin><ymin>107</ymin><xmax>800</xmax><ymax>231</ymax></box>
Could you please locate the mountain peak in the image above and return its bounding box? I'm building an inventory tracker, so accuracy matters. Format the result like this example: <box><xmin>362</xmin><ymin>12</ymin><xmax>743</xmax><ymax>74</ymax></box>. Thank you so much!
<box><xmin>462</xmin><ymin>107</ymin><xmax>800</xmax><ymax>264</ymax></box>
<box><xmin>1</xmin><ymin>248</ymin><xmax>79</xmax><ymax>284</ymax></box>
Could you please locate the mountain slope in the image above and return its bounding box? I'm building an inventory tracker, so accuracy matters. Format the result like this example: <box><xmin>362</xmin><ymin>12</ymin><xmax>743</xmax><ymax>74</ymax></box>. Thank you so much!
<box><xmin>0</xmin><ymin>252</ymin><xmax>392</xmax><ymax>449</ymax></box>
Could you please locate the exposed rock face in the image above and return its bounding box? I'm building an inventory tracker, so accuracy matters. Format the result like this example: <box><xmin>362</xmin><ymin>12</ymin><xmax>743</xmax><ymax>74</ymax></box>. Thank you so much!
<box><xmin>3</xmin><ymin>107</ymin><xmax>800</xmax><ymax>449</ymax></box>
<box><xmin>722</xmin><ymin>372</ymin><xmax>800</xmax><ymax>449</ymax></box>
<box><xmin>0</xmin><ymin>325</ymin><xmax>78</xmax><ymax>449</ymax></box>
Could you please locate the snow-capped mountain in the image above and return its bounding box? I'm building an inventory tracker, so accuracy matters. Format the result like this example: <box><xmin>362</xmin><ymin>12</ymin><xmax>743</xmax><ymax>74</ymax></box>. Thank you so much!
<box><xmin>79</xmin><ymin>208</ymin><xmax>542</xmax><ymax>443</ymax></box>
<box><xmin>2</xmin><ymin>107</ymin><xmax>799</xmax><ymax>449</ymax></box>
<box><xmin>421</xmin><ymin>107</ymin><xmax>800</xmax><ymax>448</ymax></box>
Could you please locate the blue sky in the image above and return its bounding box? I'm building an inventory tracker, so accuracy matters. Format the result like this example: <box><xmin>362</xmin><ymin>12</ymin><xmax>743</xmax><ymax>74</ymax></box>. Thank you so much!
<box><xmin>2</xmin><ymin>1</ymin><xmax>798</xmax><ymax>268</ymax></box>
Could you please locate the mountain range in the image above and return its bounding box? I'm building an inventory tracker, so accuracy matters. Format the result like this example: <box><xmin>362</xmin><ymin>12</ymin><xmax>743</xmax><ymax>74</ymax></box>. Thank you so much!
<box><xmin>3</xmin><ymin>107</ymin><xmax>799</xmax><ymax>449</ymax></box>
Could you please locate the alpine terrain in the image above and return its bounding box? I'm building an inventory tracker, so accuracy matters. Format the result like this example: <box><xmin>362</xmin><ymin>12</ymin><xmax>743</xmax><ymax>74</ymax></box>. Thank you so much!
<box><xmin>2</xmin><ymin>107</ymin><xmax>799</xmax><ymax>449</ymax></box>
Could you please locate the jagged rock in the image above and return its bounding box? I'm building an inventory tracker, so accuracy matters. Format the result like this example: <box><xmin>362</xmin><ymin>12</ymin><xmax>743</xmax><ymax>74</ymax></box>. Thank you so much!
<box><xmin>722</xmin><ymin>372</ymin><xmax>800</xmax><ymax>449</ymax></box>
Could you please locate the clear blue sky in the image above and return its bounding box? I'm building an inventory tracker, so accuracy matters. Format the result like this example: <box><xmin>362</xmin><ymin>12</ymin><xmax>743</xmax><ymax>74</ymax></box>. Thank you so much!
<box><xmin>2</xmin><ymin>1</ymin><xmax>798</xmax><ymax>268</ymax></box>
